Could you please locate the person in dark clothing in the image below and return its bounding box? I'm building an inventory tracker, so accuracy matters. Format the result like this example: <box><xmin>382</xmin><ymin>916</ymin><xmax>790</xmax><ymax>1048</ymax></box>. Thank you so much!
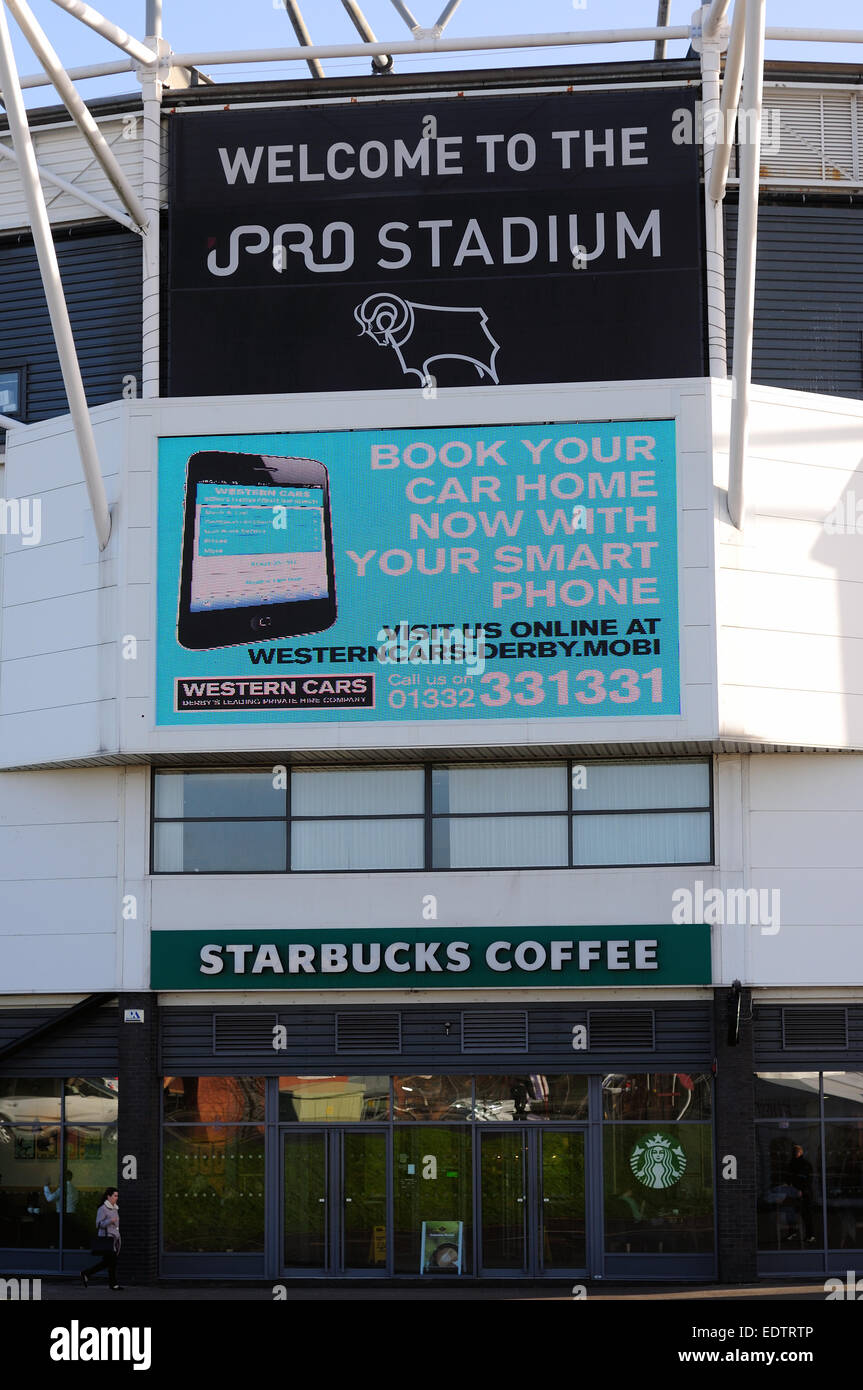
<box><xmin>81</xmin><ymin>1187</ymin><xmax>123</xmax><ymax>1289</ymax></box>
<box><xmin>788</xmin><ymin>1144</ymin><xmax>816</xmax><ymax>1243</ymax></box>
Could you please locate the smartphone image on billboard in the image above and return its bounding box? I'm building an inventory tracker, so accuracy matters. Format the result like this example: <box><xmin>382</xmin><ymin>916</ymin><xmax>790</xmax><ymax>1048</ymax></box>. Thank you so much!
<box><xmin>177</xmin><ymin>450</ymin><xmax>337</xmax><ymax>650</ymax></box>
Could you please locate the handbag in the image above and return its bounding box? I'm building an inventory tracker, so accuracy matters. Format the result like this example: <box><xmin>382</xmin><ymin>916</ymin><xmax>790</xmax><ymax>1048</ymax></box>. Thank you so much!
<box><xmin>91</xmin><ymin>1233</ymin><xmax>114</xmax><ymax>1256</ymax></box>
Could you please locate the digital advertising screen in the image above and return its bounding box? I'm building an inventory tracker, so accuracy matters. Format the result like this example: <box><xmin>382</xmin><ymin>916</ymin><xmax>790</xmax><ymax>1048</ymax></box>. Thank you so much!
<box><xmin>155</xmin><ymin>420</ymin><xmax>681</xmax><ymax>727</ymax></box>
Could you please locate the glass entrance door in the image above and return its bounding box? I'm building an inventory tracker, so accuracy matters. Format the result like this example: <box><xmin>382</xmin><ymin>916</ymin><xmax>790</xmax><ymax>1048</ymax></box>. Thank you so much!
<box><xmin>479</xmin><ymin>1128</ymin><xmax>587</xmax><ymax>1275</ymax></box>
<box><xmin>479</xmin><ymin>1130</ymin><xmax>528</xmax><ymax>1271</ymax></box>
<box><xmin>281</xmin><ymin>1129</ymin><xmax>390</xmax><ymax>1274</ymax></box>
<box><xmin>540</xmin><ymin>1129</ymin><xmax>586</xmax><ymax>1271</ymax></box>
<box><xmin>282</xmin><ymin>1131</ymin><xmax>327</xmax><ymax>1271</ymax></box>
<box><xmin>342</xmin><ymin>1131</ymin><xmax>388</xmax><ymax>1271</ymax></box>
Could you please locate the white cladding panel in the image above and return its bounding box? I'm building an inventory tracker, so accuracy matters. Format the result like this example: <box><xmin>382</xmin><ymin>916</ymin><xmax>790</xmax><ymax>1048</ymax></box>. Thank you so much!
<box><xmin>0</xmin><ymin>410</ymin><xmax>124</xmax><ymax>767</ymax></box>
<box><xmin>713</xmin><ymin>385</ymin><xmax>863</xmax><ymax>750</ymax></box>
<box><xmin>0</xmin><ymin>113</ymin><xmax>164</xmax><ymax>230</ymax></box>
<box><xmin>0</xmin><ymin>767</ymin><xmax>122</xmax><ymax>992</ymax></box>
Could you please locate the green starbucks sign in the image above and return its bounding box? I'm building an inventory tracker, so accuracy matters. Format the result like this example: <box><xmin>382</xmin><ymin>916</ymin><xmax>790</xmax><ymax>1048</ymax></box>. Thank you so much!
<box><xmin>150</xmin><ymin>924</ymin><xmax>711</xmax><ymax>990</ymax></box>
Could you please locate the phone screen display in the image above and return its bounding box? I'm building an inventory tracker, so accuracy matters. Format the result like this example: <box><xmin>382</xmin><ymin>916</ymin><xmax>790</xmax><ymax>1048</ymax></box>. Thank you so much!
<box><xmin>189</xmin><ymin>482</ymin><xmax>328</xmax><ymax>613</ymax></box>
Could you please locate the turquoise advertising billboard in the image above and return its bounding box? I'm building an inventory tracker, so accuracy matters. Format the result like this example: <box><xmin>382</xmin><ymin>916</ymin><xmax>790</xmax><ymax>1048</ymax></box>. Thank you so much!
<box><xmin>156</xmin><ymin>420</ymin><xmax>680</xmax><ymax>726</ymax></box>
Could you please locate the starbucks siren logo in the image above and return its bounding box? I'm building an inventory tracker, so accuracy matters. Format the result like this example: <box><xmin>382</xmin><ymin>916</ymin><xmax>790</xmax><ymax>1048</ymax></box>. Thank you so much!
<box><xmin>629</xmin><ymin>1133</ymin><xmax>687</xmax><ymax>1189</ymax></box>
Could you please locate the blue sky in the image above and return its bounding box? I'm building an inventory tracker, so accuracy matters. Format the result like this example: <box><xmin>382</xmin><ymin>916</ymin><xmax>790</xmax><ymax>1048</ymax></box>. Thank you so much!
<box><xmin>8</xmin><ymin>0</ymin><xmax>863</xmax><ymax>106</ymax></box>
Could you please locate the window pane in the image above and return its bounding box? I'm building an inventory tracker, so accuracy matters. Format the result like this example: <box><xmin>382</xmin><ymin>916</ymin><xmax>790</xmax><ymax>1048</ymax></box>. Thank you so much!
<box><xmin>825</xmin><ymin>1121</ymin><xmax>863</xmax><ymax>1250</ymax></box>
<box><xmin>291</xmin><ymin>768</ymin><xmax>423</xmax><ymax>816</ymax></box>
<box><xmin>756</xmin><ymin>1124</ymin><xmax>822</xmax><ymax>1250</ymax></box>
<box><xmin>162</xmin><ymin>1126</ymin><xmax>265</xmax><ymax>1252</ymax></box>
<box><xmin>475</xmin><ymin>1075</ymin><xmax>589</xmax><ymax>1121</ymax></box>
<box><xmin>433</xmin><ymin>764</ymin><xmax>567</xmax><ymax>814</ymax></box>
<box><xmin>154</xmin><ymin>820</ymin><xmax>286</xmax><ymax>872</ymax></box>
<box><xmin>755</xmin><ymin>1073</ymin><xmax>821</xmax><ymax>1120</ymax></box>
<box><xmin>163</xmin><ymin>1078</ymin><xmax>265</xmax><ymax>1123</ymax></box>
<box><xmin>0</xmin><ymin>1125</ymin><xmax>61</xmax><ymax>1248</ymax></box>
<box><xmin>393</xmin><ymin>1129</ymin><xmax>472</xmax><ymax>1273</ymax></box>
<box><xmin>60</xmin><ymin>1126</ymin><xmax>118</xmax><ymax>1251</ymax></box>
<box><xmin>604</xmin><ymin>1123</ymin><xmax>714</xmax><ymax>1254</ymax></box>
<box><xmin>434</xmin><ymin>815</ymin><xmax>567</xmax><ymax>869</ymax></box>
<box><xmin>393</xmin><ymin>1077</ymin><xmax>473</xmax><ymax>1122</ymax></box>
<box><xmin>278</xmin><ymin>1076</ymin><xmax>389</xmax><ymax>1122</ymax></box>
<box><xmin>154</xmin><ymin>770</ymin><xmax>285</xmax><ymax>819</ymax></box>
<box><xmin>573</xmin><ymin>811</ymin><xmax>710</xmax><ymax>866</ymax></box>
<box><xmin>823</xmin><ymin>1073</ymin><xmax>863</xmax><ymax>1118</ymax></box>
<box><xmin>602</xmin><ymin>1074</ymin><xmax>712</xmax><ymax>1122</ymax></box>
<box><xmin>0</xmin><ymin>1078</ymin><xmax>61</xmax><ymax>1124</ymax></box>
<box><xmin>64</xmin><ymin>1077</ymin><xmax>118</xmax><ymax>1125</ymax></box>
<box><xmin>576</xmin><ymin>761</ymin><xmax>709</xmax><ymax>811</ymax></box>
<box><xmin>291</xmin><ymin>818</ymin><xmax>423</xmax><ymax>870</ymax></box>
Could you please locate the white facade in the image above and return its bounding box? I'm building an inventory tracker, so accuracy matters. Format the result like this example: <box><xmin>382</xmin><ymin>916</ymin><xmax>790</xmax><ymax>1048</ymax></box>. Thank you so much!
<box><xmin>1</xmin><ymin>750</ymin><xmax>862</xmax><ymax>998</ymax></box>
<box><xmin>2</xmin><ymin>377</ymin><xmax>863</xmax><ymax>1000</ymax></box>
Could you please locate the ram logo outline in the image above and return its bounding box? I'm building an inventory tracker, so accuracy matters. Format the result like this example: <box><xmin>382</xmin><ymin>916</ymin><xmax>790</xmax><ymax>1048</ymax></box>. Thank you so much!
<box><xmin>354</xmin><ymin>293</ymin><xmax>501</xmax><ymax>386</ymax></box>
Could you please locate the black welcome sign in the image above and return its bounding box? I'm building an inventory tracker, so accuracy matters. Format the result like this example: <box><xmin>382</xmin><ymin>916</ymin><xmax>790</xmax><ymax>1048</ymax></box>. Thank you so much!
<box><xmin>167</xmin><ymin>88</ymin><xmax>704</xmax><ymax>396</ymax></box>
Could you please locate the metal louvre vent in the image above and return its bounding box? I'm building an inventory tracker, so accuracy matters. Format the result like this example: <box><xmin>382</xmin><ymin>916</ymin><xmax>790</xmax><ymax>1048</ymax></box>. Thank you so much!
<box><xmin>782</xmin><ymin>1007</ymin><xmax>848</xmax><ymax>1051</ymax></box>
<box><xmin>461</xmin><ymin>1011</ymin><xmax>528</xmax><ymax>1054</ymax></box>
<box><xmin>740</xmin><ymin>88</ymin><xmax>863</xmax><ymax>188</ymax></box>
<box><xmin>588</xmin><ymin>1010</ymin><xmax>655</xmax><ymax>1053</ymax></box>
<box><xmin>212</xmin><ymin>1013</ymin><xmax>278</xmax><ymax>1056</ymax></box>
<box><xmin>335</xmin><ymin>1012</ymin><xmax>402</xmax><ymax>1055</ymax></box>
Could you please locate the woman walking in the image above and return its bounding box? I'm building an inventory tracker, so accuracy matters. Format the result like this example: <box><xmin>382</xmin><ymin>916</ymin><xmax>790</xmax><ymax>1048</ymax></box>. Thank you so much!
<box><xmin>81</xmin><ymin>1187</ymin><xmax>123</xmax><ymax>1290</ymax></box>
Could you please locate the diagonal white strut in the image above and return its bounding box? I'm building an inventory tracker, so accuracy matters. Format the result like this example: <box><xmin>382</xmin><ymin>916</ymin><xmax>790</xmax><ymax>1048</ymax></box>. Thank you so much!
<box><xmin>0</xmin><ymin>0</ymin><xmax>110</xmax><ymax>547</ymax></box>
<box><xmin>281</xmin><ymin>0</ymin><xmax>324</xmax><ymax>79</ymax></box>
<box><xmin>47</xmin><ymin>0</ymin><xmax>156</xmax><ymax>65</ymax></box>
<box><xmin>727</xmin><ymin>0</ymin><xmax>766</xmax><ymax>531</ymax></box>
<box><xmin>6</xmin><ymin>0</ymin><xmax>148</xmax><ymax>230</ymax></box>
<box><xmin>0</xmin><ymin>139</ymin><xmax>140</xmax><ymax>230</ymax></box>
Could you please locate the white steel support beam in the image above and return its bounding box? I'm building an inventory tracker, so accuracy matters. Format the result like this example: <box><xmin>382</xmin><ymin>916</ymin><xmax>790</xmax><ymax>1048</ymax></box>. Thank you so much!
<box><xmin>145</xmin><ymin>0</ymin><xmax>161</xmax><ymax>41</ymax></box>
<box><xmin>6</xmin><ymin>0</ymin><xmax>148</xmax><ymax>230</ymax></box>
<box><xmin>170</xmin><ymin>28</ymin><xmax>693</xmax><ymax>70</ymax></box>
<box><xmin>654</xmin><ymin>0</ymin><xmax>671</xmax><ymax>61</ymax></box>
<box><xmin>340</xmin><ymin>0</ymin><xmax>392</xmax><ymax>72</ymax></box>
<box><xmin>708</xmin><ymin>0</ymin><xmax>746</xmax><ymax>204</ymax></box>
<box><xmin>0</xmin><ymin>0</ymin><xmax>110</xmax><ymax>547</ymax></box>
<box><xmin>700</xmin><ymin>18</ymin><xmax>727</xmax><ymax>376</ymax></box>
<box><xmin>139</xmin><ymin>56</ymin><xmax>161</xmax><ymax>399</ymax></box>
<box><xmin>48</xmin><ymin>0</ymin><xmax>156</xmax><ymax>65</ymax></box>
<box><xmin>389</xmin><ymin>0</ymin><xmax>420</xmax><ymax>34</ymax></box>
<box><xmin>704</xmin><ymin>0</ymin><xmax>733</xmax><ymax>39</ymax></box>
<box><xmin>281</xmin><ymin>0</ymin><xmax>324</xmax><ymax>79</ymax></box>
<box><xmin>170</xmin><ymin>24</ymin><xmax>863</xmax><ymax>74</ymax></box>
<box><xmin>728</xmin><ymin>0</ymin><xmax>766</xmax><ymax>531</ymax></box>
<box><xmin>435</xmin><ymin>0</ymin><xmax>464</xmax><ymax>33</ymax></box>
<box><xmin>20</xmin><ymin>58</ymin><xmax>132</xmax><ymax>88</ymax></box>
<box><xmin>0</xmin><ymin>139</ymin><xmax>140</xmax><ymax>231</ymax></box>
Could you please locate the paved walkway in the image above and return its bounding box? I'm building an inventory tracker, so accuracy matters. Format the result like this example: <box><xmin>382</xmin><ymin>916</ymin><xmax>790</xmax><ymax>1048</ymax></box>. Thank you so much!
<box><xmin>33</xmin><ymin>1278</ymin><xmax>831</xmax><ymax>1301</ymax></box>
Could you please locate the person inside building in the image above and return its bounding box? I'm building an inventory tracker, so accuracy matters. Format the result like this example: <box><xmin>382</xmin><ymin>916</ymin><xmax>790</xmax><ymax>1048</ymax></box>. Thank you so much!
<box><xmin>788</xmin><ymin>1143</ymin><xmax>816</xmax><ymax>1244</ymax></box>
